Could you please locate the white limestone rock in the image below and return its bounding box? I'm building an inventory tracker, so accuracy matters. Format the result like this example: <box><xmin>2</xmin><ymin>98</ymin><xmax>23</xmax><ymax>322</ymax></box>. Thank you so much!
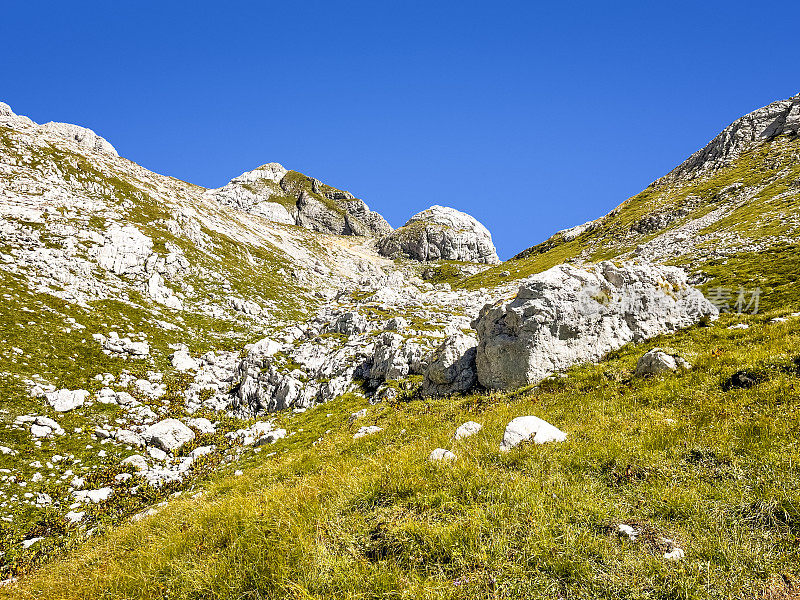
<box><xmin>473</xmin><ymin>261</ymin><xmax>718</xmax><ymax>389</ymax></box>
<box><xmin>499</xmin><ymin>416</ymin><xmax>566</xmax><ymax>451</ymax></box>
<box><xmin>429</xmin><ymin>448</ymin><xmax>457</xmax><ymax>462</ymax></box>
<box><xmin>93</xmin><ymin>225</ymin><xmax>153</xmax><ymax>276</ymax></box>
<box><xmin>46</xmin><ymin>389</ymin><xmax>89</xmax><ymax>412</ymax></box>
<box><xmin>171</xmin><ymin>350</ymin><xmax>199</xmax><ymax>371</ymax></box>
<box><xmin>455</xmin><ymin>421</ymin><xmax>482</xmax><ymax>440</ymax></box>
<box><xmin>142</xmin><ymin>419</ymin><xmax>195</xmax><ymax>452</ymax></box>
<box><xmin>378</xmin><ymin>205</ymin><xmax>500</xmax><ymax>264</ymax></box>
<box><xmin>353</xmin><ymin>425</ymin><xmax>382</xmax><ymax>439</ymax></box>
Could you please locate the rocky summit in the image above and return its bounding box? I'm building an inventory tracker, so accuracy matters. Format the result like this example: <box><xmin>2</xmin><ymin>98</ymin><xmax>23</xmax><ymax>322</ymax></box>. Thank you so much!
<box><xmin>377</xmin><ymin>205</ymin><xmax>500</xmax><ymax>263</ymax></box>
<box><xmin>1</xmin><ymin>93</ymin><xmax>800</xmax><ymax>599</ymax></box>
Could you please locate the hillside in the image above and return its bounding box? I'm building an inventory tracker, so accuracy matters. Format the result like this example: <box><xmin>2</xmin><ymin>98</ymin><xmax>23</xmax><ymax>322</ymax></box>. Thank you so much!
<box><xmin>0</xmin><ymin>94</ymin><xmax>799</xmax><ymax>599</ymax></box>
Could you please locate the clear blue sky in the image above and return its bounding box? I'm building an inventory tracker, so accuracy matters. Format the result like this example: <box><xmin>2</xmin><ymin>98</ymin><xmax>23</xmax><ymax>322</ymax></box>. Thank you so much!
<box><xmin>3</xmin><ymin>1</ymin><xmax>799</xmax><ymax>258</ymax></box>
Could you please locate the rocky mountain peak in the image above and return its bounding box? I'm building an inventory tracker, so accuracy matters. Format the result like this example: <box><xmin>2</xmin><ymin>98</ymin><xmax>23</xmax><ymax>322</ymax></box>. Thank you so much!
<box><xmin>40</xmin><ymin>122</ymin><xmax>118</xmax><ymax>157</ymax></box>
<box><xmin>664</xmin><ymin>92</ymin><xmax>800</xmax><ymax>182</ymax></box>
<box><xmin>207</xmin><ymin>165</ymin><xmax>392</xmax><ymax>237</ymax></box>
<box><xmin>0</xmin><ymin>100</ymin><xmax>118</xmax><ymax>157</ymax></box>
<box><xmin>378</xmin><ymin>205</ymin><xmax>500</xmax><ymax>264</ymax></box>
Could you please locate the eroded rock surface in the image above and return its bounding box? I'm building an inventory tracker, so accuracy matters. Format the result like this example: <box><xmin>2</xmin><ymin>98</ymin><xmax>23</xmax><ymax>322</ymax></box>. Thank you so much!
<box><xmin>473</xmin><ymin>261</ymin><xmax>717</xmax><ymax>389</ymax></box>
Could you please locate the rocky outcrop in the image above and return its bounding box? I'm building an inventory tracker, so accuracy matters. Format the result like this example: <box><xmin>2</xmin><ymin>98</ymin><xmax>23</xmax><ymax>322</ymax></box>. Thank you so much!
<box><xmin>664</xmin><ymin>92</ymin><xmax>800</xmax><ymax>181</ymax></box>
<box><xmin>421</xmin><ymin>334</ymin><xmax>478</xmax><ymax>396</ymax></box>
<box><xmin>41</xmin><ymin>122</ymin><xmax>118</xmax><ymax>156</ymax></box>
<box><xmin>377</xmin><ymin>205</ymin><xmax>500</xmax><ymax>264</ymax></box>
<box><xmin>473</xmin><ymin>261</ymin><xmax>717</xmax><ymax>389</ymax></box>
<box><xmin>207</xmin><ymin>164</ymin><xmax>392</xmax><ymax>236</ymax></box>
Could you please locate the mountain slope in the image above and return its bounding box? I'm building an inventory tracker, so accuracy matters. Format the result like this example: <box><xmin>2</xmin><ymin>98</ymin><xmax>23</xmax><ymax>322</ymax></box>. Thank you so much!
<box><xmin>463</xmin><ymin>93</ymin><xmax>800</xmax><ymax>311</ymax></box>
<box><xmin>1</xmin><ymin>94</ymin><xmax>800</xmax><ymax>599</ymax></box>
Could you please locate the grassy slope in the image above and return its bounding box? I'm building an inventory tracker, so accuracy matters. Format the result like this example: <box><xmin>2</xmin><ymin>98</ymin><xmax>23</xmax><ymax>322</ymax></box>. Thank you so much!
<box><xmin>5</xmin><ymin>308</ymin><xmax>800</xmax><ymax>599</ymax></box>
<box><xmin>461</xmin><ymin>135</ymin><xmax>800</xmax><ymax>292</ymax></box>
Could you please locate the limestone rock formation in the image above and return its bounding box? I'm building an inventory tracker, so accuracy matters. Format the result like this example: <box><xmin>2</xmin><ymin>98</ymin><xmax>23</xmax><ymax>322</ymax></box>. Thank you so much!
<box><xmin>421</xmin><ymin>334</ymin><xmax>478</xmax><ymax>396</ymax></box>
<box><xmin>207</xmin><ymin>164</ymin><xmax>392</xmax><ymax>236</ymax></box>
<box><xmin>473</xmin><ymin>261</ymin><xmax>717</xmax><ymax>389</ymax></box>
<box><xmin>41</xmin><ymin>122</ymin><xmax>118</xmax><ymax>156</ymax></box>
<box><xmin>377</xmin><ymin>205</ymin><xmax>500</xmax><ymax>264</ymax></box>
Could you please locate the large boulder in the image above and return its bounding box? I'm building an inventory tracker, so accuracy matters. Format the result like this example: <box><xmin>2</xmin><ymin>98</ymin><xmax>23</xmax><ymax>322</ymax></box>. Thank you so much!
<box><xmin>635</xmin><ymin>348</ymin><xmax>690</xmax><ymax>376</ymax></box>
<box><xmin>377</xmin><ymin>205</ymin><xmax>500</xmax><ymax>264</ymax></box>
<box><xmin>500</xmin><ymin>416</ymin><xmax>567</xmax><ymax>451</ymax></box>
<box><xmin>473</xmin><ymin>261</ymin><xmax>717</xmax><ymax>389</ymax></box>
<box><xmin>421</xmin><ymin>334</ymin><xmax>478</xmax><ymax>396</ymax></box>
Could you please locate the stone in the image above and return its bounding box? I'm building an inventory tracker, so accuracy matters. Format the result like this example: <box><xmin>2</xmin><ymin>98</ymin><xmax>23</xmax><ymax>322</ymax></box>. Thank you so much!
<box><xmin>421</xmin><ymin>334</ymin><xmax>478</xmax><ymax>396</ymax></box>
<box><xmin>474</xmin><ymin>261</ymin><xmax>718</xmax><ymax>389</ymax></box>
<box><xmin>353</xmin><ymin>425</ymin><xmax>382</xmax><ymax>439</ymax></box>
<box><xmin>663</xmin><ymin>547</ymin><xmax>685</xmax><ymax>561</ymax></box>
<box><xmin>635</xmin><ymin>348</ymin><xmax>690</xmax><ymax>376</ymax></box>
<box><xmin>46</xmin><ymin>388</ymin><xmax>89</xmax><ymax>412</ymax></box>
<box><xmin>74</xmin><ymin>487</ymin><xmax>113</xmax><ymax>503</ymax></box>
<box><xmin>499</xmin><ymin>416</ymin><xmax>566</xmax><ymax>451</ymax></box>
<box><xmin>115</xmin><ymin>429</ymin><xmax>144</xmax><ymax>447</ymax></box>
<box><xmin>142</xmin><ymin>419</ymin><xmax>195</xmax><ymax>452</ymax></box>
<box><xmin>429</xmin><ymin>448</ymin><xmax>457</xmax><ymax>461</ymax></box>
<box><xmin>378</xmin><ymin>205</ymin><xmax>500</xmax><ymax>264</ymax></box>
<box><xmin>454</xmin><ymin>421</ymin><xmax>482</xmax><ymax>440</ymax></box>
<box><xmin>93</xmin><ymin>225</ymin><xmax>153</xmax><ymax>275</ymax></box>
<box><xmin>331</xmin><ymin>311</ymin><xmax>368</xmax><ymax>336</ymax></box>
<box><xmin>171</xmin><ymin>350</ymin><xmax>199</xmax><ymax>371</ymax></box>
<box><xmin>185</xmin><ymin>417</ymin><xmax>216</xmax><ymax>434</ymax></box>
<box><xmin>121</xmin><ymin>454</ymin><xmax>149</xmax><ymax>472</ymax></box>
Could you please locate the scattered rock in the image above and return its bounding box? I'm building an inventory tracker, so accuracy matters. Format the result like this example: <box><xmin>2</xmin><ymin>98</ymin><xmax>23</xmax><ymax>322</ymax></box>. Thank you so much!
<box><xmin>46</xmin><ymin>389</ymin><xmax>89</xmax><ymax>412</ymax></box>
<box><xmin>353</xmin><ymin>426</ymin><xmax>382</xmax><ymax>439</ymax></box>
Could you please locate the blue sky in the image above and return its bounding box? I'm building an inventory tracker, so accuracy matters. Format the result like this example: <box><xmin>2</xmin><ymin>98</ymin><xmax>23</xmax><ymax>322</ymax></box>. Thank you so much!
<box><xmin>3</xmin><ymin>1</ymin><xmax>799</xmax><ymax>258</ymax></box>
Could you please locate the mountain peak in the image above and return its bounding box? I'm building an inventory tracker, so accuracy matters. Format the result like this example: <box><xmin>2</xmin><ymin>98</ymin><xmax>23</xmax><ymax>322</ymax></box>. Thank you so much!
<box><xmin>665</xmin><ymin>92</ymin><xmax>800</xmax><ymax>181</ymax></box>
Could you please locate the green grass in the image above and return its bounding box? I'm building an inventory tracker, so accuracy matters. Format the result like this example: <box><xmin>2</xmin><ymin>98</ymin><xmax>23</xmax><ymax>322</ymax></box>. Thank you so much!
<box><xmin>5</xmin><ymin>312</ymin><xmax>800</xmax><ymax>599</ymax></box>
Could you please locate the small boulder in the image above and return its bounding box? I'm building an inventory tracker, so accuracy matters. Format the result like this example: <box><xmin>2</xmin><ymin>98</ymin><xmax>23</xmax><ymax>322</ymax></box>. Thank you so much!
<box><xmin>429</xmin><ymin>448</ymin><xmax>457</xmax><ymax>462</ymax></box>
<box><xmin>455</xmin><ymin>421</ymin><xmax>482</xmax><ymax>440</ymax></box>
<box><xmin>46</xmin><ymin>389</ymin><xmax>89</xmax><ymax>412</ymax></box>
<box><xmin>354</xmin><ymin>425</ymin><xmax>382</xmax><ymax>439</ymax></box>
<box><xmin>499</xmin><ymin>416</ymin><xmax>566</xmax><ymax>451</ymax></box>
<box><xmin>142</xmin><ymin>419</ymin><xmax>195</xmax><ymax>452</ymax></box>
<box><xmin>171</xmin><ymin>350</ymin><xmax>199</xmax><ymax>372</ymax></box>
<box><xmin>635</xmin><ymin>348</ymin><xmax>690</xmax><ymax>376</ymax></box>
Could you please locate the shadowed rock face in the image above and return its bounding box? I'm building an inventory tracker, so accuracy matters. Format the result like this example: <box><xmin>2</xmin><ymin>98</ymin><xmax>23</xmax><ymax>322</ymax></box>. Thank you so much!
<box><xmin>207</xmin><ymin>164</ymin><xmax>393</xmax><ymax>237</ymax></box>
<box><xmin>377</xmin><ymin>205</ymin><xmax>500</xmax><ymax>264</ymax></box>
<box><xmin>472</xmin><ymin>261</ymin><xmax>718</xmax><ymax>389</ymax></box>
